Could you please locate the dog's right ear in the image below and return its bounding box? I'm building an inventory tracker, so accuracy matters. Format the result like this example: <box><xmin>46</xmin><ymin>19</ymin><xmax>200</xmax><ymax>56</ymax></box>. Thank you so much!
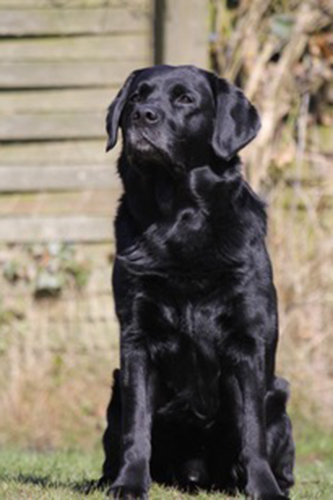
<box><xmin>105</xmin><ymin>70</ymin><xmax>141</xmax><ymax>152</ymax></box>
<box><xmin>209</xmin><ymin>73</ymin><xmax>261</xmax><ymax>161</ymax></box>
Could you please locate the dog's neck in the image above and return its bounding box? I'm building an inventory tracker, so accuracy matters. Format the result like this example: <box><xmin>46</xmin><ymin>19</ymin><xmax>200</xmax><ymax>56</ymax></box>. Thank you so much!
<box><xmin>117</xmin><ymin>152</ymin><xmax>243</xmax><ymax>230</ymax></box>
<box><xmin>116</xmin><ymin>154</ymin><xmax>267</xmax><ymax>283</ymax></box>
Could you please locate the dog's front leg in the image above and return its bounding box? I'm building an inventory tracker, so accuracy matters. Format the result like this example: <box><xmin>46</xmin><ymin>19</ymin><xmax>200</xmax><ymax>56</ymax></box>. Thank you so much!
<box><xmin>236</xmin><ymin>361</ymin><xmax>287</xmax><ymax>500</ymax></box>
<box><xmin>109</xmin><ymin>338</ymin><xmax>155</xmax><ymax>500</ymax></box>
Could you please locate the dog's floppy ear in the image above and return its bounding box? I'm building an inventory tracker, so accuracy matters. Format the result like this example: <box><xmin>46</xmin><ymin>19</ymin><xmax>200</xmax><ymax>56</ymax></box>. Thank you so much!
<box><xmin>105</xmin><ymin>70</ymin><xmax>141</xmax><ymax>152</ymax></box>
<box><xmin>210</xmin><ymin>75</ymin><xmax>261</xmax><ymax>161</ymax></box>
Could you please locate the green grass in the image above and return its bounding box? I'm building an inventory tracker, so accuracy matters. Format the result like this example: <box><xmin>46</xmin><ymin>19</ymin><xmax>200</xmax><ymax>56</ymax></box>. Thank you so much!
<box><xmin>0</xmin><ymin>423</ymin><xmax>332</xmax><ymax>499</ymax></box>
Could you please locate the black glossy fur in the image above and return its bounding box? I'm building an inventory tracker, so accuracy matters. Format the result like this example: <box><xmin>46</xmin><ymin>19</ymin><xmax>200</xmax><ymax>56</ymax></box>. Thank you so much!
<box><xmin>100</xmin><ymin>65</ymin><xmax>295</xmax><ymax>499</ymax></box>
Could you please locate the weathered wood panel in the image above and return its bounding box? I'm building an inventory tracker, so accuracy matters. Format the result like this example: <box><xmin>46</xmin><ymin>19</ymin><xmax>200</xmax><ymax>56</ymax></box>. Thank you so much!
<box><xmin>0</xmin><ymin>8</ymin><xmax>151</xmax><ymax>36</ymax></box>
<box><xmin>0</xmin><ymin>0</ymin><xmax>148</xmax><ymax>9</ymax></box>
<box><xmin>0</xmin><ymin>89</ymin><xmax>115</xmax><ymax>114</ymax></box>
<box><xmin>0</xmin><ymin>61</ymin><xmax>144</xmax><ymax>89</ymax></box>
<box><xmin>0</xmin><ymin>35</ymin><xmax>149</xmax><ymax>62</ymax></box>
<box><xmin>0</xmin><ymin>0</ymin><xmax>151</xmax><ymax>244</ymax></box>
<box><xmin>0</xmin><ymin>216</ymin><xmax>113</xmax><ymax>242</ymax></box>
<box><xmin>0</xmin><ymin>112</ymin><xmax>105</xmax><ymax>141</ymax></box>
<box><xmin>0</xmin><ymin>191</ymin><xmax>119</xmax><ymax>217</ymax></box>
<box><xmin>0</xmin><ymin>166</ymin><xmax>120</xmax><ymax>192</ymax></box>
<box><xmin>0</xmin><ymin>140</ymin><xmax>120</xmax><ymax>166</ymax></box>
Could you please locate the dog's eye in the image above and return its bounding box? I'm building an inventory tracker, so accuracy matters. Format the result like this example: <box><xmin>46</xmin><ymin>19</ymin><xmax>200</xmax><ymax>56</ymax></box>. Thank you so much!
<box><xmin>177</xmin><ymin>94</ymin><xmax>193</xmax><ymax>104</ymax></box>
<box><xmin>129</xmin><ymin>93</ymin><xmax>140</xmax><ymax>103</ymax></box>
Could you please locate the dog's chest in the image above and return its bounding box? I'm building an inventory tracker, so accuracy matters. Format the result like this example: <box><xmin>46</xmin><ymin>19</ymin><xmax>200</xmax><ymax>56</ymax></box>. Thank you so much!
<box><xmin>136</xmin><ymin>288</ymin><xmax>223</xmax><ymax>345</ymax></box>
<box><xmin>135</xmin><ymin>287</ymin><xmax>240</xmax><ymax>423</ymax></box>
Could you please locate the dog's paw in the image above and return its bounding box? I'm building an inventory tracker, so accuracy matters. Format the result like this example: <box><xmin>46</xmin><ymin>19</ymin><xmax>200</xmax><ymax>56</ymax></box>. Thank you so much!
<box><xmin>107</xmin><ymin>484</ymin><xmax>148</xmax><ymax>499</ymax></box>
<box><xmin>246</xmin><ymin>487</ymin><xmax>288</xmax><ymax>500</ymax></box>
<box><xmin>94</xmin><ymin>476</ymin><xmax>113</xmax><ymax>490</ymax></box>
<box><xmin>245</xmin><ymin>459</ymin><xmax>287</xmax><ymax>499</ymax></box>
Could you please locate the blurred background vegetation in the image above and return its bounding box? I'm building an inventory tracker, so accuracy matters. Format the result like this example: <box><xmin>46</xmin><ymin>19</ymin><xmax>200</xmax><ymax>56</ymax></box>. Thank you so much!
<box><xmin>209</xmin><ymin>0</ymin><xmax>333</xmax><ymax>428</ymax></box>
<box><xmin>0</xmin><ymin>0</ymin><xmax>332</xmax><ymax>497</ymax></box>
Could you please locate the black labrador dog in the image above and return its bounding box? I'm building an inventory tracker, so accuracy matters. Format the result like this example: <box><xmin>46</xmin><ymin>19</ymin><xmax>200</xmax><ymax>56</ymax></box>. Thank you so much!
<box><xmin>100</xmin><ymin>65</ymin><xmax>295</xmax><ymax>499</ymax></box>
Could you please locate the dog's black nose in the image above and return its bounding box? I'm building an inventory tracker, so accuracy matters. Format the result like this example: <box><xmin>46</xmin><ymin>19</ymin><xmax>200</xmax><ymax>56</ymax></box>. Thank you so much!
<box><xmin>132</xmin><ymin>106</ymin><xmax>160</xmax><ymax>125</ymax></box>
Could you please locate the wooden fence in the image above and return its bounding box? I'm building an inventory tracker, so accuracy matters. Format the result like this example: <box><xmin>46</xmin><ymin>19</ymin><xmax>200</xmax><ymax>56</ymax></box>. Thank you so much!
<box><xmin>0</xmin><ymin>0</ymin><xmax>208</xmax><ymax>243</ymax></box>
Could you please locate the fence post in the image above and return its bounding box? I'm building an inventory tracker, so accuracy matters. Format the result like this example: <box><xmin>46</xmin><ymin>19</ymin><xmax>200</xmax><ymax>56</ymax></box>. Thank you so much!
<box><xmin>156</xmin><ymin>0</ymin><xmax>209</xmax><ymax>68</ymax></box>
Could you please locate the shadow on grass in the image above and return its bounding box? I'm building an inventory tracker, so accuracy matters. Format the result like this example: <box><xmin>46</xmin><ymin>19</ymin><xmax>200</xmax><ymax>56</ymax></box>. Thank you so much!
<box><xmin>73</xmin><ymin>478</ymin><xmax>111</xmax><ymax>495</ymax></box>
<box><xmin>0</xmin><ymin>472</ymin><xmax>109</xmax><ymax>496</ymax></box>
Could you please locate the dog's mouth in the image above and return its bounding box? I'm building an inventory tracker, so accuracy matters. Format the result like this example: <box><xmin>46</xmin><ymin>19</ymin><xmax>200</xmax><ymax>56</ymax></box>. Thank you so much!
<box><xmin>126</xmin><ymin>129</ymin><xmax>165</xmax><ymax>157</ymax></box>
<box><xmin>135</xmin><ymin>132</ymin><xmax>162</xmax><ymax>153</ymax></box>
<box><xmin>125</xmin><ymin>129</ymin><xmax>186</xmax><ymax>176</ymax></box>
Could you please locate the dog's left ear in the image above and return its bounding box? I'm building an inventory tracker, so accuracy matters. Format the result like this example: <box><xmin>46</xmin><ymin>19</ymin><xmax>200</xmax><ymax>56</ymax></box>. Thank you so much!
<box><xmin>105</xmin><ymin>69</ymin><xmax>142</xmax><ymax>152</ymax></box>
<box><xmin>210</xmin><ymin>74</ymin><xmax>261</xmax><ymax>161</ymax></box>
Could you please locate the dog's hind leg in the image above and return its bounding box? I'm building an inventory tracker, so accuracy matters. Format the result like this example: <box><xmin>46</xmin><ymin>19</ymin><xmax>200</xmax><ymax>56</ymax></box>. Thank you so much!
<box><xmin>266</xmin><ymin>377</ymin><xmax>295</xmax><ymax>497</ymax></box>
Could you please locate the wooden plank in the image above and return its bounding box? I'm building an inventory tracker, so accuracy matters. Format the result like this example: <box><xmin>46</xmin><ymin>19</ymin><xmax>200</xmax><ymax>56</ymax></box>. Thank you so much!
<box><xmin>164</xmin><ymin>0</ymin><xmax>209</xmax><ymax>68</ymax></box>
<box><xmin>0</xmin><ymin>166</ymin><xmax>121</xmax><ymax>192</ymax></box>
<box><xmin>0</xmin><ymin>190</ymin><xmax>120</xmax><ymax>216</ymax></box>
<box><xmin>0</xmin><ymin>0</ymin><xmax>149</xmax><ymax>9</ymax></box>
<box><xmin>0</xmin><ymin>60</ymin><xmax>145</xmax><ymax>88</ymax></box>
<box><xmin>0</xmin><ymin>89</ymin><xmax>115</xmax><ymax>114</ymax></box>
<box><xmin>0</xmin><ymin>140</ymin><xmax>121</xmax><ymax>166</ymax></box>
<box><xmin>0</xmin><ymin>8</ymin><xmax>151</xmax><ymax>36</ymax></box>
<box><xmin>0</xmin><ymin>35</ymin><xmax>149</xmax><ymax>62</ymax></box>
<box><xmin>0</xmin><ymin>216</ymin><xmax>113</xmax><ymax>242</ymax></box>
<box><xmin>0</xmin><ymin>112</ymin><xmax>105</xmax><ymax>141</ymax></box>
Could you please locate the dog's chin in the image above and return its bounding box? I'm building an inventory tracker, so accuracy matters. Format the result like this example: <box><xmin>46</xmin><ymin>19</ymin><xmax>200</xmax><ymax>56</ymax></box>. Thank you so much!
<box><xmin>126</xmin><ymin>135</ymin><xmax>168</xmax><ymax>165</ymax></box>
<box><xmin>124</xmin><ymin>132</ymin><xmax>186</xmax><ymax>176</ymax></box>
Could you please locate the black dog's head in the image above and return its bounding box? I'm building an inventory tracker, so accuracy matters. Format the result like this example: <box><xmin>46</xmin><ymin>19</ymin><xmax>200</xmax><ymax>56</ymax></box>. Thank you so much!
<box><xmin>106</xmin><ymin>65</ymin><xmax>260</xmax><ymax>172</ymax></box>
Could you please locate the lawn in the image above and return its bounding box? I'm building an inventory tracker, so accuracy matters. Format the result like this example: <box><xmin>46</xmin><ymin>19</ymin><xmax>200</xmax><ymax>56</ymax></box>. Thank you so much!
<box><xmin>0</xmin><ymin>422</ymin><xmax>332</xmax><ymax>499</ymax></box>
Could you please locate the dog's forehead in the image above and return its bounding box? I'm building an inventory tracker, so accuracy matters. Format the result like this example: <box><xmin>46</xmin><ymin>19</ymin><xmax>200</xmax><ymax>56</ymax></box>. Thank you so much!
<box><xmin>131</xmin><ymin>65</ymin><xmax>212</xmax><ymax>95</ymax></box>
